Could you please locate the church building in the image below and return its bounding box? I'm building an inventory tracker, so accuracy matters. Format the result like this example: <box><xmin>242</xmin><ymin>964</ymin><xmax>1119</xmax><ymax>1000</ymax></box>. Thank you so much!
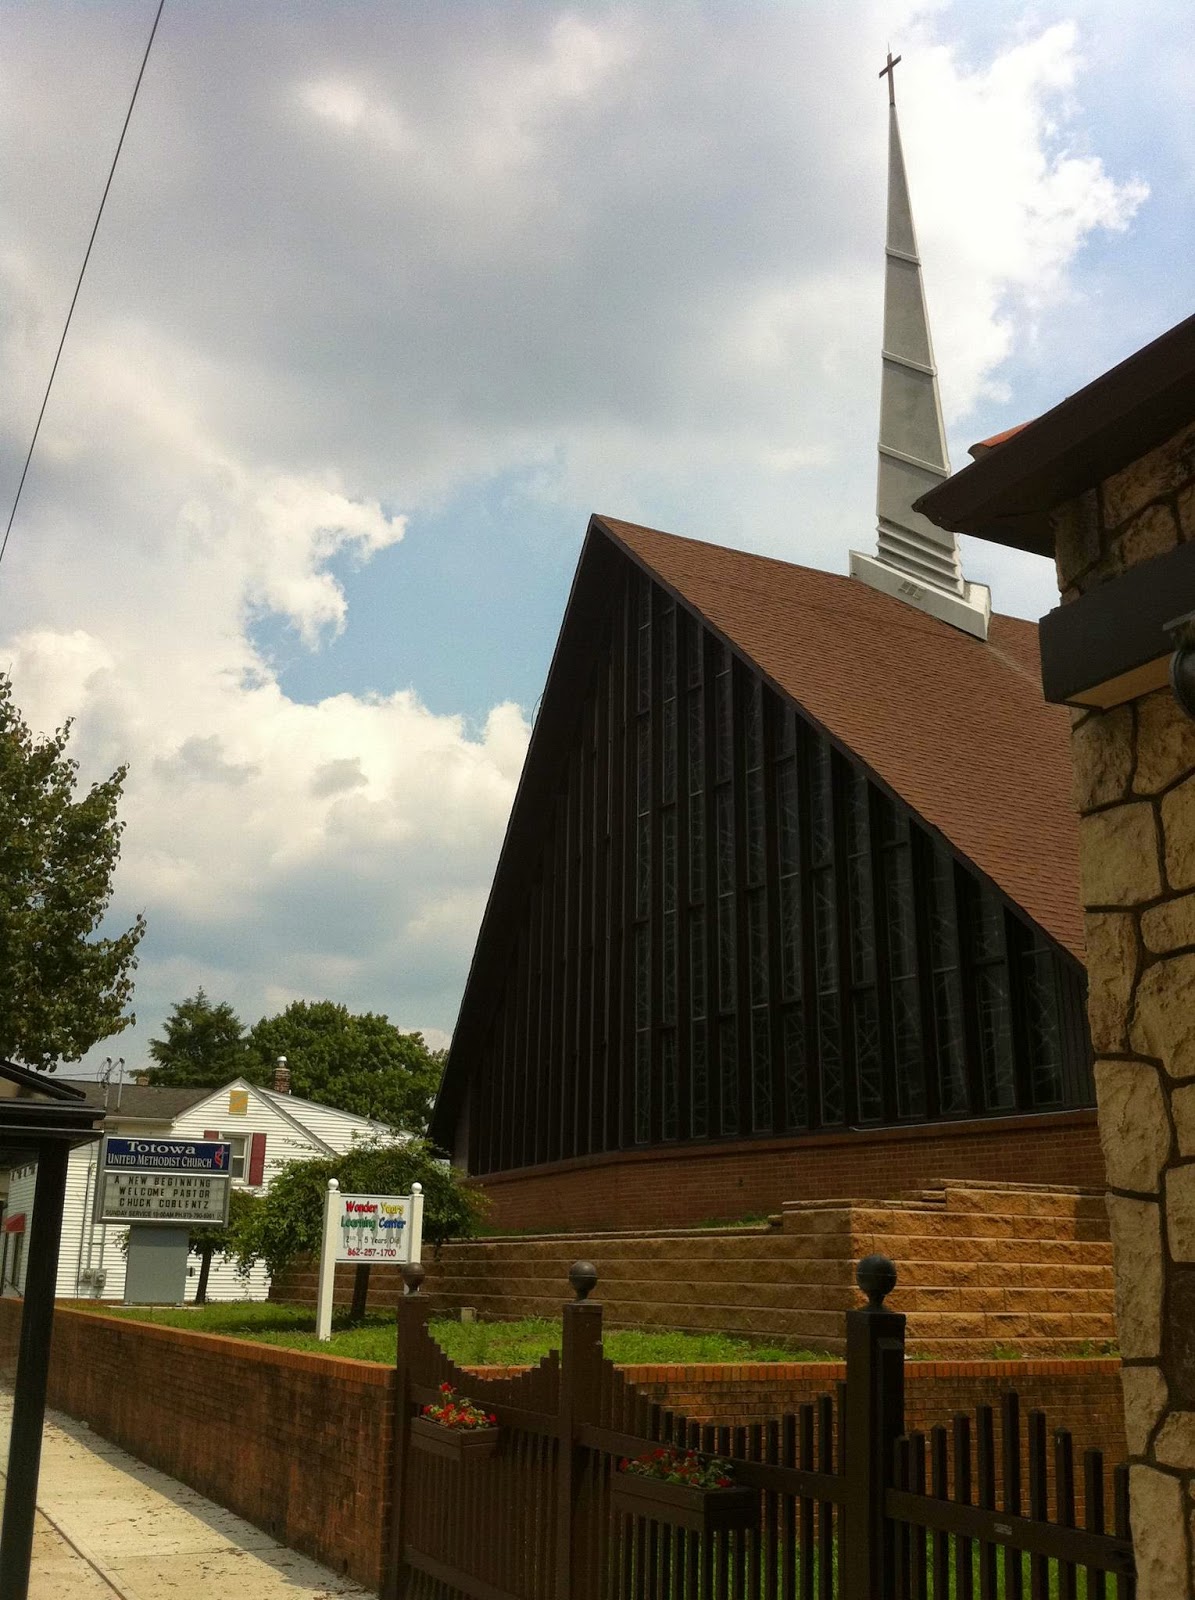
<box><xmin>429</xmin><ymin>67</ymin><xmax>1099</xmax><ymax>1231</ymax></box>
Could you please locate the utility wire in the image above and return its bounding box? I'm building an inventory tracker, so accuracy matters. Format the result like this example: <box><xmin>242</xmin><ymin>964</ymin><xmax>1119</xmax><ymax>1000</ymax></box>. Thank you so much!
<box><xmin>0</xmin><ymin>0</ymin><xmax>166</xmax><ymax>571</ymax></box>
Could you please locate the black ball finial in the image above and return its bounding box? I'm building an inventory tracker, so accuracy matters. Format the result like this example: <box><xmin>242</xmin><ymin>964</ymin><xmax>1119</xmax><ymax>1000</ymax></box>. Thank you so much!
<box><xmin>856</xmin><ymin>1254</ymin><xmax>897</xmax><ymax>1310</ymax></box>
<box><xmin>569</xmin><ymin>1261</ymin><xmax>598</xmax><ymax>1301</ymax></box>
<box><xmin>401</xmin><ymin>1262</ymin><xmax>426</xmax><ymax>1296</ymax></box>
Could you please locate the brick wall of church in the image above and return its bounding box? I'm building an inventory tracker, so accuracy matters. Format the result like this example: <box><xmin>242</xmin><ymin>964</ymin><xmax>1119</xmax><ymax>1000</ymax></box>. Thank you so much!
<box><xmin>466</xmin><ymin>1110</ymin><xmax>1103</xmax><ymax>1231</ymax></box>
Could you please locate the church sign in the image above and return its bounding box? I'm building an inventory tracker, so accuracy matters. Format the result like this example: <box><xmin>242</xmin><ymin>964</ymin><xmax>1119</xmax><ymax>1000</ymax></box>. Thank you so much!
<box><xmin>95</xmin><ymin>1136</ymin><xmax>233</xmax><ymax>1226</ymax></box>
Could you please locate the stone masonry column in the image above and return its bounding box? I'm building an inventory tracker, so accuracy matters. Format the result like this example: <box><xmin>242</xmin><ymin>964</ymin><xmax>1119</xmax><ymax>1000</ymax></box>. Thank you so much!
<box><xmin>1055</xmin><ymin>420</ymin><xmax>1195</xmax><ymax>1599</ymax></box>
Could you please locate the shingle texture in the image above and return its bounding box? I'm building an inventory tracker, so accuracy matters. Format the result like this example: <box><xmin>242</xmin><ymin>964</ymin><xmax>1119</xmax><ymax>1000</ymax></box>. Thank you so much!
<box><xmin>56</xmin><ymin>1079</ymin><xmax>210</xmax><ymax>1121</ymax></box>
<box><xmin>598</xmin><ymin>516</ymin><xmax>1083</xmax><ymax>961</ymax></box>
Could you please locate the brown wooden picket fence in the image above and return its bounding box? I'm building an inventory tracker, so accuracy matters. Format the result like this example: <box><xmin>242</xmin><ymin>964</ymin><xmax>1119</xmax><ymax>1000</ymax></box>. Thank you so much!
<box><xmin>385</xmin><ymin>1257</ymin><xmax>1134</xmax><ymax>1600</ymax></box>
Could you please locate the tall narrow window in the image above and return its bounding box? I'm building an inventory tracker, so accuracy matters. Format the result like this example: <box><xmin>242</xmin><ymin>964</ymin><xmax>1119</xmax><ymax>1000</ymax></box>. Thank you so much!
<box><xmin>690</xmin><ymin>919</ymin><xmax>709</xmax><ymax>1138</ymax></box>
<box><xmin>845</xmin><ymin>769</ymin><xmax>882</xmax><ymax>1124</ymax></box>
<box><xmin>969</xmin><ymin>887</ymin><xmax>1016</xmax><ymax>1112</ymax></box>
<box><xmin>745</xmin><ymin>680</ymin><xmax>771</xmax><ymax>1131</ymax></box>
<box><xmin>878</xmin><ymin>798</ymin><xmax>925</xmax><ymax>1120</ymax></box>
<box><xmin>713</xmin><ymin>647</ymin><xmax>737</xmax><ymax>1134</ymax></box>
<box><xmin>808</xmin><ymin>735</ymin><xmax>843</xmax><ymax>1126</ymax></box>
<box><xmin>775</xmin><ymin>711</ymin><xmax>806</xmax><ymax>1130</ymax></box>
<box><xmin>686</xmin><ymin>624</ymin><xmax>708</xmax><ymax>1139</ymax></box>
<box><xmin>927</xmin><ymin>846</ymin><xmax>969</xmax><ymax>1115</ymax></box>
<box><xmin>1019</xmin><ymin>935</ymin><xmax>1065</xmax><ymax>1108</ymax></box>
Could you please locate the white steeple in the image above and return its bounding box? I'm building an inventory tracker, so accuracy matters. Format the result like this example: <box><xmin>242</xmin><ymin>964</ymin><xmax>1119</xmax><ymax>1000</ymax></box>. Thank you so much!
<box><xmin>850</xmin><ymin>52</ymin><xmax>991</xmax><ymax>641</ymax></box>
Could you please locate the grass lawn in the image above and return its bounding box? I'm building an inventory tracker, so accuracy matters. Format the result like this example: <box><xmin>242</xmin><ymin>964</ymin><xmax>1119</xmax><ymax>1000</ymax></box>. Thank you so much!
<box><xmin>81</xmin><ymin>1300</ymin><xmax>834</xmax><ymax>1366</ymax></box>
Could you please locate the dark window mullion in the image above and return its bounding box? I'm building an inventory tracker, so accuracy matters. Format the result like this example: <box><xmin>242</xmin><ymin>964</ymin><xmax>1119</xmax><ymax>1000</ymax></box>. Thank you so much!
<box><xmin>733</xmin><ymin>663</ymin><xmax>753</xmax><ymax>1139</ymax></box>
<box><xmin>763</xmin><ymin>691</ymin><xmax>787</xmax><ymax>1137</ymax></box>
<box><xmin>547</xmin><ymin>798</ymin><xmax>566</xmax><ymax>1163</ymax></box>
<box><xmin>909</xmin><ymin>827</ymin><xmax>943</xmax><ymax>1122</ymax></box>
<box><xmin>829</xmin><ymin>750</ymin><xmax>860</xmax><ymax>1129</ymax></box>
<box><xmin>868</xmin><ymin>787</ymin><xmax>900</xmax><ymax>1126</ymax></box>
<box><xmin>703</xmin><ymin>633</ymin><xmax>722</xmax><ymax>1135</ymax></box>
<box><xmin>1003</xmin><ymin>911</ymin><xmax>1037</xmax><ymax>1114</ymax></box>
<box><xmin>955</xmin><ymin>868</ymin><xmax>989</xmax><ymax>1119</ymax></box>
<box><xmin>674</xmin><ymin>611</ymin><xmax>693</xmax><ymax>1138</ymax></box>
<box><xmin>561</xmin><ymin>747</ymin><xmax>582</xmax><ymax>1159</ymax></box>
<box><xmin>605</xmin><ymin>637</ymin><xmax>624</xmax><ymax>1153</ymax></box>
<box><xmin>618</xmin><ymin>583</ymin><xmax>637</xmax><ymax>1148</ymax></box>
<box><xmin>648</xmin><ymin>590</ymin><xmax>665</xmax><ymax>1146</ymax></box>
<box><xmin>796</xmin><ymin>722</ymin><xmax>822</xmax><ymax>1130</ymax></box>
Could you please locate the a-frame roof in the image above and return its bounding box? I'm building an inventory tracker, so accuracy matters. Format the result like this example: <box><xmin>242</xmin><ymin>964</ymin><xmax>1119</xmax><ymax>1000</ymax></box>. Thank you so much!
<box><xmin>430</xmin><ymin>515</ymin><xmax>1082</xmax><ymax>1147</ymax></box>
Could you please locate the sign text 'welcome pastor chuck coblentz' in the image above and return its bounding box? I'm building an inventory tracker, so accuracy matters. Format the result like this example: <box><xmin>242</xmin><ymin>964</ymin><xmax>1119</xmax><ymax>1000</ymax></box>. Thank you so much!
<box><xmin>336</xmin><ymin>1196</ymin><xmax>411</xmax><ymax>1261</ymax></box>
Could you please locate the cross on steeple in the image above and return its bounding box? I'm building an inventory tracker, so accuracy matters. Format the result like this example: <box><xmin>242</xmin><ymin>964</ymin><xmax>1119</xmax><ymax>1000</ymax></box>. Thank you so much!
<box><xmin>879</xmin><ymin>49</ymin><xmax>902</xmax><ymax>107</ymax></box>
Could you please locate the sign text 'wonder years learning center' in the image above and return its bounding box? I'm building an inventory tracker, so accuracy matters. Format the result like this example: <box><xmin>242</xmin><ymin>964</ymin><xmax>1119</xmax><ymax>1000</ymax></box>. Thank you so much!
<box><xmin>315</xmin><ymin>1180</ymin><xmax>424</xmax><ymax>1339</ymax></box>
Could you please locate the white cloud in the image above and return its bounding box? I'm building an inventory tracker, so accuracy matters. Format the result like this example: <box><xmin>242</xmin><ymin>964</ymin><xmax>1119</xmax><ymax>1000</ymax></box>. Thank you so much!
<box><xmin>0</xmin><ymin>3</ymin><xmax>1159</xmax><ymax>1069</ymax></box>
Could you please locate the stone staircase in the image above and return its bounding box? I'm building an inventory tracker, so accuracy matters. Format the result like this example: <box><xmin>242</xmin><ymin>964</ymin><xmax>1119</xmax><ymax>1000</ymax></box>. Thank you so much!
<box><xmin>271</xmin><ymin>1179</ymin><xmax>1114</xmax><ymax>1359</ymax></box>
<box><xmin>782</xmin><ymin>1179</ymin><xmax>1115</xmax><ymax>1359</ymax></box>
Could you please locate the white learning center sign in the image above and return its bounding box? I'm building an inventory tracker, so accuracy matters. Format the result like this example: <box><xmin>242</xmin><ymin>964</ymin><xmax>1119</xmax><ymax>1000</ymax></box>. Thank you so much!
<box><xmin>315</xmin><ymin>1180</ymin><xmax>424</xmax><ymax>1340</ymax></box>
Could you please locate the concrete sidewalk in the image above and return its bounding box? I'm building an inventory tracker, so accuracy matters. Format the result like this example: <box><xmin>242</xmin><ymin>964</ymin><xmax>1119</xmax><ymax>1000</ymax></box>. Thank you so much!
<box><xmin>0</xmin><ymin>1397</ymin><xmax>372</xmax><ymax>1599</ymax></box>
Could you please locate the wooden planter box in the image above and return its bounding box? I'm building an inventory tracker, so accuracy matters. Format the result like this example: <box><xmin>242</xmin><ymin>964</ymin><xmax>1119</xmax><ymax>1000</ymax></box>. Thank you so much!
<box><xmin>410</xmin><ymin>1415</ymin><xmax>500</xmax><ymax>1464</ymax></box>
<box><xmin>611</xmin><ymin>1471</ymin><xmax>758</xmax><ymax>1533</ymax></box>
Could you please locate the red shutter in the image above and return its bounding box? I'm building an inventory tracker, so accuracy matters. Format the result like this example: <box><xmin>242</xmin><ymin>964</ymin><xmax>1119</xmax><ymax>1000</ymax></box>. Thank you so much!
<box><xmin>247</xmin><ymin>1132</ymin><xmax>267</xmax><ymax>1186</ymax></box>
<box><xmin>203</xmin><ymin>1129</ymin><xmax>219</xmax><ymax>1140</ymax></box>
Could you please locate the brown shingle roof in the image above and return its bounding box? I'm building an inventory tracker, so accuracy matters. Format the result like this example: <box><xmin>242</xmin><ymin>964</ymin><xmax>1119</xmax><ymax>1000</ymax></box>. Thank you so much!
<box><xmin>56</xmin><ymin>1079</ymin><xmax>210</xmax><ymax>1121</ymax></box>
<box><xmin>597</xmin><ymin>516</ymin><xmax>1083</xmax><ymax>961</ymax></box>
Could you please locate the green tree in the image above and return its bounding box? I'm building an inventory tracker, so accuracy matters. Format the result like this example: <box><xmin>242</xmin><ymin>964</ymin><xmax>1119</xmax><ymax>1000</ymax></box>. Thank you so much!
<box><xmin>247</xmin><ymin>1000</ymin><xmax>443</xmax><ymax>1132</ymax></box>
<box><xmin>0</xmin><ymin>674</ymin><xmax>145</xmax><ymax>1070</ymax></box>
<box><xmin>234</xmin><ymin>1139</ymin><xmax>482</xmax><ymax>1278</ymax></box>
<box><xmin>188</xmin><ymin>1188</ymin><xmax>262</xmax><ymax>1304</ymax></box>
<box><xmin>148</xmin><ymin>990</ymin><xmax>252</xmax><ymax>1088</ymax></box>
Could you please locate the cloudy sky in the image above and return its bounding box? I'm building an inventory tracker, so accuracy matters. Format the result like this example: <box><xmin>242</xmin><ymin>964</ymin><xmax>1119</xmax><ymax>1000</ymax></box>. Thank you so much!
<box><xmin>1</xmin><ymin>1</ymin><xmax>1190</xmax><ymax>1075</ymax></box>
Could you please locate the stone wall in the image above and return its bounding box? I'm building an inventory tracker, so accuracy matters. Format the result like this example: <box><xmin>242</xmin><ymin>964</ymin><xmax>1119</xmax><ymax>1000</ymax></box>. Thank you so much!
<box><xmin>273</xmin><ymin>1179</ymin><xmax>1114</xmax><ymax>1360</ymax></box>
<box><xmin>1054</xmin><ymin>416</ymin><xmax>1195</xmax><ymax>1598</ymax></box>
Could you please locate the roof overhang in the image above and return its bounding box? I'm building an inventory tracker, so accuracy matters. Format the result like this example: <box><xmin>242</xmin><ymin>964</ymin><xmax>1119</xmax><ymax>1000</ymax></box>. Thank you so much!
<box><xmin>915</xmin><ymin>312</ymin><xmax>1195</xmax><ymax>557</ymax></box>
<box><xmin>0</xmin><ymin>1060</ymin><xmax>105</xmax><ymax>1152</ymax></box>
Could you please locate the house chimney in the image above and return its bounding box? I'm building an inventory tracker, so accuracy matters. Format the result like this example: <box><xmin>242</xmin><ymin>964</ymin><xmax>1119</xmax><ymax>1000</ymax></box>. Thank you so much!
<box><xmin>272</xmin><ymin>1056</ymin><xmax>291</xmax><ymax>1094</ymax></box>
<box><xmin>135</xmin><ymin>1072</ymin><xmax>151</xmax><ymax>1087</ymax></box>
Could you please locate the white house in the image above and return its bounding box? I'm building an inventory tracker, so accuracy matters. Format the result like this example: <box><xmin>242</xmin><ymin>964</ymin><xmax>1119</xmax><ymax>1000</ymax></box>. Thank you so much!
<box><xmin>3</xmin><ymin>1064</ymin><xmax>398</xmax><ymax>1303</ymax></box>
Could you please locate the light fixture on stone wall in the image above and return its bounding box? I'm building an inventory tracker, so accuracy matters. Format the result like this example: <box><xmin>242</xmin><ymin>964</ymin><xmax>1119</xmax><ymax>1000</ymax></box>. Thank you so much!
<box><xmin>1166</xmin><ymin>609</ymin><xmax>1195</xmax><ymax>721</ymax></box>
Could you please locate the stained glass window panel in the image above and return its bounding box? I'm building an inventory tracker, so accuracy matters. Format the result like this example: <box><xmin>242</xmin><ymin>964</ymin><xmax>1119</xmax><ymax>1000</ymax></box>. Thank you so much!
<box><xmin>634</xmin><ymin>1032</ymin><xmax>651</xmax><ymax>1144</ymax></box>
<box><xmin>783</xmin><ymin>1008</ymin><xmax>807</xmax><ymax>1130</ymax></box>
<box><xmin>719</xmin><ymin>1020</ymin><xmax>739</xmax><ymax>1136</ymax></box>
<box><xmin>779</xmin><ymin>877</ymin><xmax>801</xmax><ymax>1002</ymax></box>
<box><xmin>777</xmin><ymin>760</ymin><xmax>799</xmax><ymax>875</ymax></box>
<box><xmin>690</xmin><ymin>1023</ymin><xmax>709</xmax><ymax>1137</ymax></box>
<box><xmin>853</xmin><ymin>992</ymin><xmax>883</xmax><ymax>1124</ymax></box>
<box><xmin>1022</xmin><ymin>944</ymin><xmax>1064</xmax><ymax>1107</ymax></box>
<box><xmin>688</xmin><ymin>794</ymin><xmax>705</xmax><ymax>904</ymax></box>
<box><xmin>661</xmin><ymin>1031</ymin><xmax>679</xmax><ymax>1140</ymax></box>
<box><xmin>752</xmin><ymin>1010</ymin><xmax>773</xmax><ymax>1132</ymax></box>
<box><xmin>688</xmin><ymin>692</ymin><xmax>705</xmax><ymax>792</ymax></box>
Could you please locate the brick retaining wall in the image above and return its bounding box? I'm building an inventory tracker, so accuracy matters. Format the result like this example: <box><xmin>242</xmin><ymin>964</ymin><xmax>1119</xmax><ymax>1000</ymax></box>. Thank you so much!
<box><xmin>468</xmin><ymin>1112</ymin><xmax>1104</xmax><ymax>1232</ymax></box>
<box><xmin>0</xmin><ymin>1301</ymin><xmax>394</xmax><ymax>1591</ymax></box>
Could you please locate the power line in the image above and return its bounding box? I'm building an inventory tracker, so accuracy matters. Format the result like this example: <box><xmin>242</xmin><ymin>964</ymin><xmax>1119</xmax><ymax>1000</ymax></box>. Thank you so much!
<box><xmin>0</xmin><ymin>0</ymin><xmax>166</xmax><ymax>571</ymax></box>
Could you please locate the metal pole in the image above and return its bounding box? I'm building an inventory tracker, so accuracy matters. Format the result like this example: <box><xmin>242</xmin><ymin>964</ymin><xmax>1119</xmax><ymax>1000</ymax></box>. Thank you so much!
<box><xmin>0</xmin><ymin>1141</ymin><xmax>71</xmax><ymax>1600</ymax></box>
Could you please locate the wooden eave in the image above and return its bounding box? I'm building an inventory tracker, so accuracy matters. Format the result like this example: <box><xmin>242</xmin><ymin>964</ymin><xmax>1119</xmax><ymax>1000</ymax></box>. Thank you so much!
<box><xmin>915</xmin><ymin>312</ymin><xmax>1195</xmax><ymax>555</ymax></box>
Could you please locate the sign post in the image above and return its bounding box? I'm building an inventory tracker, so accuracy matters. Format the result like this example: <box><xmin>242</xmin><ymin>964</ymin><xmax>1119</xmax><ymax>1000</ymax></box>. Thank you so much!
<box><xmin>315</xmin><ymin>1180</ymin><xmax>423</xmax><ymax>1341</ymax></box>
